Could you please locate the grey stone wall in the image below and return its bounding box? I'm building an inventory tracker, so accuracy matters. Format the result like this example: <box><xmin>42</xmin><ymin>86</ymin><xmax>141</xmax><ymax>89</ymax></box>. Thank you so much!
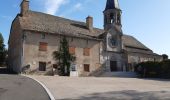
<box><xmin>8</xmin><ymin>17</ymin><xmax>23</xmax><ymax>73</ymax></box>
<box><xmin>126</xmin><ymin>50</ymin><xmax>163</xmax><ymax>71</ymax></box>
<box><xmin>22</xmin><ymin>31</ymin><xmax>101</xmax><ymax>76</ymax></box>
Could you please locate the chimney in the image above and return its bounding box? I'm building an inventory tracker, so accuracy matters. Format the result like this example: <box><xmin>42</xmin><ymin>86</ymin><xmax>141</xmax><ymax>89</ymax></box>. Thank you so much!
<box><xmin>86</xmin><ymin>16</ymin><xmax>93</xmax><ymax>32</ymax></box>
<box><xmin>20</xmin><ymin>0</ymin><xmax>29</xmax><ymax>16</ymax></box>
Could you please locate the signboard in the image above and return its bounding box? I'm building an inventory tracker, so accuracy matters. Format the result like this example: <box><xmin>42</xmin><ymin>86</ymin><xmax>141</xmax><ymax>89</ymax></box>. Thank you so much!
<box><xmin>70</xmin><ymin>63</ymin><xmax>78</xmax><ymax>77</ymax></box>
<box><xmin>70</xmin><ymin>64</ymin><xmax>76</xmax><ymax>71</ymax></box>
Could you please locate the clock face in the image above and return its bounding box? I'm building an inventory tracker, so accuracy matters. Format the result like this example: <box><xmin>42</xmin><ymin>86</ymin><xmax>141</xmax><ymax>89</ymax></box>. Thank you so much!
<box><xmin>108</xmin><ymin>36</ymin><xmax>117</xmax><ymax>47</ymax></box>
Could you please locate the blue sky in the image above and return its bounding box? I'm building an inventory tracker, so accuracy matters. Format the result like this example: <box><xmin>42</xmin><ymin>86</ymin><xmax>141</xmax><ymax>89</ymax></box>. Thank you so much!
<box><xmin>0</xmin><ymin>0</ymin><xmax>170</xmax><ymax>57</ymax></box>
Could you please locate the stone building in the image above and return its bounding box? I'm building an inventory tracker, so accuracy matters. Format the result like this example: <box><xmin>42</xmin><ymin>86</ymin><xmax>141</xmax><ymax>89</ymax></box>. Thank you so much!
<box><xmin>8</xmin><ymin>0</ymin><xmax>162</xmax><ymax>76</ymax></box>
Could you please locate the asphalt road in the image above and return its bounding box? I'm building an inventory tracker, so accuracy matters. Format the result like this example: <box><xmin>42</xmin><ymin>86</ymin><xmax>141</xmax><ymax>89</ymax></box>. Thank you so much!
<box><xmin>0</xmin><ymin>74</ymin><xmax>50</xmax><ymax>100</ymax></box>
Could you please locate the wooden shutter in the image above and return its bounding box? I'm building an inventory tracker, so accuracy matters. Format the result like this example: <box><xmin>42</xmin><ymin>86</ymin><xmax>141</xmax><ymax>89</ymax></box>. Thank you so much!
<box><xmin>83</xmin><ymin>48</ymin><xmax>90</xmax><ymax>56</ymax></box>
<box><xmin>69</xmin><ymin>47</ymin><xmax>75</xmax><ymax>55</ymax></box>
<box><xmin>39</xmin><ymin>42</ymin><xmax>48</xmax><ymax>51</ymax></box>
<box><xmin>84</xmin><ymin>64</ymin><xmax>90</xmax><ymax>72</ymax></box>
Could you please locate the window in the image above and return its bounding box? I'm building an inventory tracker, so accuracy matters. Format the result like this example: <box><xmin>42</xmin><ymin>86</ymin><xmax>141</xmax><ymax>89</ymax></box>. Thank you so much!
<box><xmin>109</xmin><ymin>36</ymin><xmax>117</xmax><ymax>47</ymax></box>
<box><xmin>110</xmin><ymin>38</ymin><xmax>117</xmax><ymax>46</ymax></box>
<box><xmin>53</xmin><ymin>64</ymin><xmax>58</xmax><ymax>69</ymax></box>
<box><xmin>84</xmin><ymin>64</ymin><xmax>90</xmax><ymax>72</ymax></box>
<box><xmin>39</xmin><ymin>62</ymin><xmax>46</xmax><ymax>71</ymax></box>
<box><xmin>69</xmin><ymin>47</ymin><xmax>75</xmax><ymax>55</ymax></box>
<box><xmin>41</xmin><ymin>34</ymin><xmax>45</xmax><ymax>39</ymax></box>
<box><xmin>39</xmin><ymin>42</ymin><xmax>48</xmax><ymax>51</ymax></box>
<box><xmin>86</xmin><ymin>40</ymin><xmax>89</xmax><ymax>45</ymax></box>
<box><xmin>22</xmin><ymin>33</ymin><xmax>26</xmax><ymax>40</ymax></box>
<box><xmin>71</xmin><ymin>38</ymin><xmax>74</xmax><ymax>42</ymax></box>
<box><xmin>117</xmin><ymin>14</ymin><xmax>121</xmax><ymax>24</ymax></box>
<box><xmin>104</xmin><ymin>15</ymin><xmax>107</xmax><ymax>24</ymax></box>
<box><xmin>83</xmin><ymin>48</ymin><xmax>90</xmax><ymax>56</ymax></box>
<box><xmin>110</xmin><ymin>13</ymin><xmax>115</xmax><ymax>23</ymax></box>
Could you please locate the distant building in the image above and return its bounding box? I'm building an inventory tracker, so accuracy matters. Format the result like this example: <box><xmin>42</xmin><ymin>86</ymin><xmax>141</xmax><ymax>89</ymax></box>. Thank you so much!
<box><xmin>8</xmin><ymin>0</ymin><xmax>162</xmax><ymax>76</ymax></box>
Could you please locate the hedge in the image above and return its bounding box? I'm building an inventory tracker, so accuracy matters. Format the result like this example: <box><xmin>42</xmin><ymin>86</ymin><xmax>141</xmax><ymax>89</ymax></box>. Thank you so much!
<box><xmin>135</xmin><ymin>60</ymin><xmax>170</xmax><ymax>78</ymax></box>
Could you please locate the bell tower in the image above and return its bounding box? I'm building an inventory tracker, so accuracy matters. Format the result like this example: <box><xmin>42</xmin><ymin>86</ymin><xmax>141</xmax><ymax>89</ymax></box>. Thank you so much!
<box><xmin>104</xmin><ymin>0</ymin><xmax>122</xmax><ymax>31</ymax></box>
<box><xmin>102</xmin><ymin>0</ymin><xmax>125</xmax><ymax>72</ymax></box>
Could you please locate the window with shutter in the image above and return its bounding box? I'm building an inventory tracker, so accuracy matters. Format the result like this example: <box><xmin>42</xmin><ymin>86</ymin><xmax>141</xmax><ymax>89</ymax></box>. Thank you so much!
<box><xmin>39</xmin><ymin>42</ymin><xmax>48</xmax><ymax>51</ymax></box>
<box><xmin>83</xmin><ymin>48</ymin><xmax>90</xmax><ymax>56</ymax></box>
<box><xmin>39</xmin><ymin>62</ymin><xmax>46</xmax><ymax>71</ymax></box>
<box><xmin>69</xmin><ymin>47</ymin><xmax>75</xmax><ymax>55</ymax></box>
<box><xmin>84</xmin><ymin>64</ymin><xmax>90</xmax><ymax>72</ymax></box>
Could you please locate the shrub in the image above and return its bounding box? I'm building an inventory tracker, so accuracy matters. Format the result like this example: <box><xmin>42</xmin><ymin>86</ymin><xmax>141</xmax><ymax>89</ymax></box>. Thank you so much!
<box><xmin>160</xmin><ymin>60</ymin><xmax>170</xmax><ymax>78</ymax></box>
<box><xmin>135</xmin><ymin>61</ymin><xmax>166</xmax><ymax>78</ymax></box>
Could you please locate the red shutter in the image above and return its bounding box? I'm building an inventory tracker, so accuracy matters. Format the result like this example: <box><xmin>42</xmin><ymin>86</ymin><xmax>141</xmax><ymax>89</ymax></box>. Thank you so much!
<box><xmin>83</xmin><ymin>48</ymin><xmax>90</xmax><ymax>56</ymax></box>
<box><xmin>69</xmin><ymin>47</ymin><xmax>75</xmax><ymax>55</ymax></box>
<box><xmin>39</xmin><ymin>42</ymin><xmax>48</xmax><ymax>51</ymax></box>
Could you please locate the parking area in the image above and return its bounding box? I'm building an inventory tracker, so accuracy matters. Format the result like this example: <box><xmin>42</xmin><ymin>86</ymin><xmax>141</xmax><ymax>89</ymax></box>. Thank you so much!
<box><xmin>30</xmin><ymin>76</ymin><xmax>170</xmax><ymax>100</ymax></box>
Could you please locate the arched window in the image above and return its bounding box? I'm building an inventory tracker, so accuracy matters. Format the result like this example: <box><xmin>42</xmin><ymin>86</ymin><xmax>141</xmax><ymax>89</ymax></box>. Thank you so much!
<box><xmin>117</xmin><ymin>14</ymin><xmax>121</xmax><ymax>24</ymax></box>
<box><xmin>109</xmin><ymin>36</ymin><xmax>117</xmax><ymax>47</ymax></box>
<box><xmin>104</xmin><ymin>15</ymin><xmax>107</xmax><ymax>24</ymax></box>
<box><xmin>110</xmin><ymin>38</ymin><xmax>117</xmax><ymax>46</ymax></box>
<box><xmin>110</xmin><ymin>13</ymin><xmax>115</xmax><ymax>24</ymax></box>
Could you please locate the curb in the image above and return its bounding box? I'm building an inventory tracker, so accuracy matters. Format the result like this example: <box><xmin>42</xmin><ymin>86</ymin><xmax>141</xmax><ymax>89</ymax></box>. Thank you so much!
<box><xmin>22</xmin><ymin>75</ymin><xmax>55</xmax><ymax>100</ymax></box>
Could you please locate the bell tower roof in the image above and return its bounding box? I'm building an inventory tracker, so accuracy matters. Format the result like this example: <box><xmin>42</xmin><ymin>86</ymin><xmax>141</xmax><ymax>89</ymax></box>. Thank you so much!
<box><xmin>103</xmin><ymin>0</ymin><xmax>122</xmax><ymax>31</ymax></box>
<box><xmin>105</xmin><ymin>0</ymin><xmax>120</xmax><ymax>11</ymax></box>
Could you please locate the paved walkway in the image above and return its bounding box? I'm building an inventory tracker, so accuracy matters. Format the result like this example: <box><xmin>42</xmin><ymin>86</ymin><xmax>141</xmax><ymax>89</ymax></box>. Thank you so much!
<box><xmin>0</xmin><ymin>74</ymin><xmax>50</xmax><ymax>100</ymax></box>
<box><xmin>30</xmin><ymin>76</ymin><xmax>170</xmax><ymax>100</ymax></box>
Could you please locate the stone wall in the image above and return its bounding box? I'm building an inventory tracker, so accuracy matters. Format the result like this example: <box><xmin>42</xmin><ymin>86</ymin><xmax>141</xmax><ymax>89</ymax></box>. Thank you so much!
<box><xmin>127</xmin><ymin>50</ymin><xmax>163</xmax><ymax>71</ymax></box>
<box><xmin>8</xmin><ymin>17</ymin><xmax>23</xmax><ymax>73</ymax></box>
<box><xmin>23</xmin><ymin>31</ymin><xmax>101</xmax><ymax>76</ymax></box>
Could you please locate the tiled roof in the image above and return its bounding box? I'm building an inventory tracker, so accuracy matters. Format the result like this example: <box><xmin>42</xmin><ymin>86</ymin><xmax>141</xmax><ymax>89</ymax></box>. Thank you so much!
<box><xmin>19</xmin><ymin>11</ymin><xmax>104</xmax><ymax>40</ymax></box>
<box><xmin>122</xmin><ymin>35</ymin><xmax>150</xmax><ymax>50</ymax></box>
<box><xmin>18</xmin><ymin>11</ymin><xmax>150</xmax><ymax>50</ymax></box>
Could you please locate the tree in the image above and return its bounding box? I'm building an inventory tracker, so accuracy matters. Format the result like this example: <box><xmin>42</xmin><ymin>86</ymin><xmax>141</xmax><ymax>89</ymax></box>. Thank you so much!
<box><xmin>0</xmin><ymin>33</ymin><xmax>6</xmax><ymax>66</ymax></box>
<box><xmin>162</xmin><ymin>54</ymin><xmax>168</xmax><ymax>61</ymax></box>
<box><xmin>53</xmin><ymin>36</ymin><xmax>76</xmax><ymax>76</ymax></box>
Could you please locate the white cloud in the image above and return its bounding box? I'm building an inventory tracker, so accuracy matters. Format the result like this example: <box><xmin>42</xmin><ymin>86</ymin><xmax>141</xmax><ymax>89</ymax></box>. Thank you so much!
<box><xmin>59</xmin><ymin>3</ymin><xmax>82</xmax><ymax>17</ymax></box>
<box><xmin>0</xmin><ymin>16</ymin><xmax>12</xmax><ymax>20</ymax></box>
<box><xmin>43</xmin><ymin>0</ymin><xmax>69</xmax><ymax>15</ymax></box>
<box><xmin>35</xmin><ymin>0</ymin><xmax>92</xmax><ymax>16</ymax></box>
<box><xmin>74</xmin><ymin>3</ymin><xmax>82</xmax><ymax>10</ymax></box>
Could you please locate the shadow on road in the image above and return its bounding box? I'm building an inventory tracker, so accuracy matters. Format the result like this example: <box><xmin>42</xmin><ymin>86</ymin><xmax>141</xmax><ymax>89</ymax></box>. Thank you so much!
<box><xmin>0</xmin><ymin>67</ymin><xmax>16</xmax><ymax>74</ymax></box>
<box><xmin>140</xmin><ymin>78</ymin><xmax>170</xmax><ymax>82</ymax></box>
<box><xmin>60</xmin><ymin>90</ymin><xmax>170</xmax><ymax>100</ymax></box>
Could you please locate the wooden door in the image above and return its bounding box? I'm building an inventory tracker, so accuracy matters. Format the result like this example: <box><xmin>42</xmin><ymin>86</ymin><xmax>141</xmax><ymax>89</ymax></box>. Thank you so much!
<box><xmin>110</xmin><ymin>61</ymin><xmax>117</xmax><ymax>72</ymax></box>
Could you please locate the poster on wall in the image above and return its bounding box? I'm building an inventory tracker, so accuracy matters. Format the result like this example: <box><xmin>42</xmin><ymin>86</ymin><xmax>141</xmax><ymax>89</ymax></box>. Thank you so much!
<box><xmin>70</xmin><ymin>63</ymin><xmax>78</xmax><ymax>76</ymax></box>
<box><xmin>70</xmin><ymin>63</ymin><xmax>76</xmax><ymax>71</ymax></box>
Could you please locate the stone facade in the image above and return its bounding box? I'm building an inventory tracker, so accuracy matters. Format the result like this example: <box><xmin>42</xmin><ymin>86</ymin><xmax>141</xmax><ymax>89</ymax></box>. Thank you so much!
<box><xmin>21</xmin><ymin>31</ymin><xmax>101</xmax><ymax>76</ymax></box>
<box><xmin>8</xmin><ymin>16</ymin><xmax>23</xmax><ymax>73</ymax></box>
<box><xmin>8</xmin><ymin>0</ymin><xmax>162</xmax><ymax>76</ymax></box>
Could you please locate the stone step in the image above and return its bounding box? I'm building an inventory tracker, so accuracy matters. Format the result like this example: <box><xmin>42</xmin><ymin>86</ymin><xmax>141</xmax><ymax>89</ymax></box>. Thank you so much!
<box><xmin>99</xmin><ymin>72</ymin><xmax>138</xmax><ymax>78</ymax></box>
